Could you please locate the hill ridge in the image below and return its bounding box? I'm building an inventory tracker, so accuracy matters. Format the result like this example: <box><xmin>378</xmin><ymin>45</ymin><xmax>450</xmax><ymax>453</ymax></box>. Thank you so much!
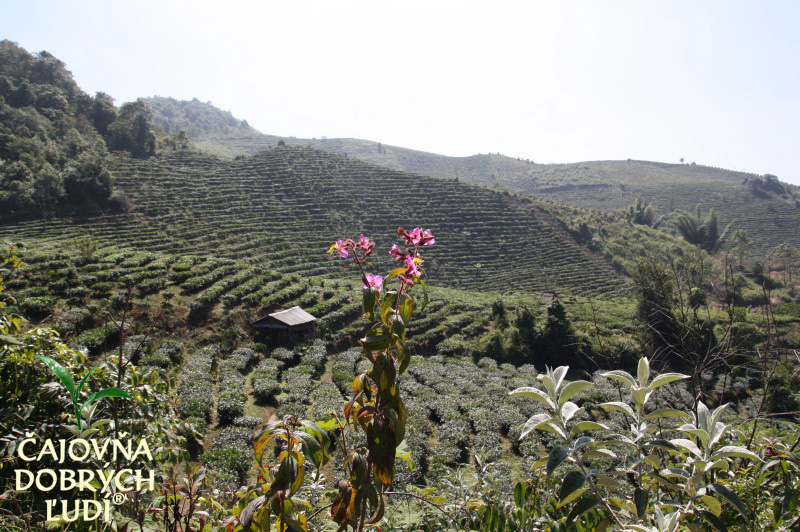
<box><xmin>144</xmin><ymin>97</ymin><xmax>800</xmax><ymax>256</ymax></box>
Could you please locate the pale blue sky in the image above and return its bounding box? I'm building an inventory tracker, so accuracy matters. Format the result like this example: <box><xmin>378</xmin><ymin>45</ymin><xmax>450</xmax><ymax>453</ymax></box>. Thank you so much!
<box><xmin>3</xmin><ymin>1</ymin><xmax>799</xmax><ymax>185</ymax></box>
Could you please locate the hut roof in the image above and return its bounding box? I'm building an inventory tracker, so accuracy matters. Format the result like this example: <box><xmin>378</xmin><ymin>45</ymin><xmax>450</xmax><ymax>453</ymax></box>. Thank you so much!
<box><xmin>251</xmin><ymin>306</ymin><xmax>316</xmax><ymax>329</ymax></box>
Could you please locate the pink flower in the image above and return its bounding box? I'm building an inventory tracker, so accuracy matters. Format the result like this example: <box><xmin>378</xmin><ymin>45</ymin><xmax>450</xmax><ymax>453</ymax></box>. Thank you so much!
<box><xmin>408</xmin><ymin>227</ymin><xmax>423</xmax><ymax>246</ymax></box>
<box><xmin>397</xmin><ymin>226</ymin><xmax>435</xmax><ymax>247</ymax></box>
<box><xmin>357</xmin><ymin>234</ymin><xmax>373</xmax><ymax>250</ymax></box>
<box><xmin>421</xmin><ymin>229</ymin><xmax>435</xmax><ymax>246</ymax></box>
<box><xmin>388</xmin><ymin>244</ymin><xmax>407</xmax><ymax>262</ymax></box>
<box><xmin>328</xmin><ymin>240</ymin><xmax>350</xmax><ymax>258</ymax></box>
<box><xmin>362</xmin><ymin>273</ymin><xmax>383</xmax><ymax>292</ymax></box>
<box><xmin>397</xmin><ymin>274</ymin><xmax>415</xmax><ymax>286</ymax></box>
<box><xmin>404</xmin><ymin>255</ymin><xmax>422</xmax><ymax>278</ymax></box>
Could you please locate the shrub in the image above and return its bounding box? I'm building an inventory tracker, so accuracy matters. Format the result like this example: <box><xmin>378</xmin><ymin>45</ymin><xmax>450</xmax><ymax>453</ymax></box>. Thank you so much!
<box><xmin>177</xmin><ymin>345</ymin><xmax>218</xmax><ymax>421</ymax></box>
<box><xmin>217</xmin><ymin>391</ymin><xmax>246</xmax><ymax>425</ymax></box>
<box><xmin>18</xmin><ymin>296</ymin><xmax>57</xmax><ymax>319</ymax></box>
<box><xmin>51</xmin><ymin>307</ymin><xmax>92</xmax><ymax>336</ymax></box>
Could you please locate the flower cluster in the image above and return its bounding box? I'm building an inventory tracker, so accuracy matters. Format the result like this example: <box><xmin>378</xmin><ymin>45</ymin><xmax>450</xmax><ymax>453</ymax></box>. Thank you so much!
<box><xmin>398</xmin><ymin>227</ymin><xmax>435</xmax><ymax>247</ymax></box>
<box><xmin>362</xmin><ymin>273</ymin><xmax>383</xmax><ymax>292</ymax></box>
<box><xmin>328</xmin><ymin>235</ymin><xmax>375</xmax><ymax>261</ymax></box>
<box><xmin>329</xmin><ymin>227</ymin><xmax>435</xmax><ymax>289</ymax></box>
<box><xmin>390</xmin><ymin>227</ymin><xmax>434</xmax><ymax>286</ymax></box>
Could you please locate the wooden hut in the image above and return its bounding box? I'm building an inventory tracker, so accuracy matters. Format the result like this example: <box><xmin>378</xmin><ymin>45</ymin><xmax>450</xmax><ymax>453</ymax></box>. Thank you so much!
<box><xmin>251</xmin><ymin>306</ymin><xmax>317</xmax><ymax>344</ymax></box>
<box><xmin>541</xmin><ymin>291</ymin><xmax>559</xmax><ymax>302</ymax></box>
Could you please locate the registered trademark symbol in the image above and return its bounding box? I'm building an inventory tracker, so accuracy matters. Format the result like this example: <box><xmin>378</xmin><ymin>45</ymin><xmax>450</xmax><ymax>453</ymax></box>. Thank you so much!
<box><xmin>112</xmin><ymin>493</ymin><xmax>125</xmax><ymax>505</ymax></box>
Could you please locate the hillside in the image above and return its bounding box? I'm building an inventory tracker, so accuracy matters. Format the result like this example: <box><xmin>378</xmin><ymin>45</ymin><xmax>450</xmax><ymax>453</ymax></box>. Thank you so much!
<box><xmin>4</xmin><ymin>44</ymin><xmax>800</xmax><ymax>532</ymax></box>
<box><xmin>147</xmin><ymin>97</ymin><xmax>800</xmax><ymax>256</ymax></box>
<box><xmin>2</xmin><ymin>146</ymin><xmax>631</xmax><ymax>297</ymax></box>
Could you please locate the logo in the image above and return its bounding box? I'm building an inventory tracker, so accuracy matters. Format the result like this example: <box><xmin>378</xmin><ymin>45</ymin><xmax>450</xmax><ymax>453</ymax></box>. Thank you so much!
<box><xmin>12</xmin><ymin>356</ymin><xmax>155</xmax><ymax>523</ymax></box>
<box><xmin>34</xmin><ymin>354</ymin><xmax>131</xmax><ymax>429</ymax></box>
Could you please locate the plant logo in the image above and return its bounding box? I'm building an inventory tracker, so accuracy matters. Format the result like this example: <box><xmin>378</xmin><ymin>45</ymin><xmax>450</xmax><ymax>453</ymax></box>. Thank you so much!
<box><xmin>34</xmin><ymin>354</ymin><xmax>131</xmax><ymax>428</ymax></box>
<box><xmin>12</xmin><ymin>355</ymin><xmax>155</xmax><ymax>523</ymax></box>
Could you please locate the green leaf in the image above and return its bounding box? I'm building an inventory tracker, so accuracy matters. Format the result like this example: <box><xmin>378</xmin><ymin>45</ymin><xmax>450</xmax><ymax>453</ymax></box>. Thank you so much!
<box><xmin>397</xmin><ymin>344</ymin><xmax>411</xmax><ymax>376</ymax></box>
<box><xmin>547</xmin><ymin>445</ymin><xmax>571</xmax><ymax>475</ymax></box>
<box><xmin>397</xmin><ymin>294</ymin><xmax>414</xmax><ymax>325</ymax></box>
<box><xmin>697</xmin><ymin>401</ymin><xmax>711</xmax><ymax>433</ymax></box>
<box><xmin>711</xmin><ymin>446</ymin><xmax>761</xmax><ymax>462</ymax></box>
<box><xmin>698</xmin><ymin>510</ymin><xmax>726</xmax><ymax>532</ymax></box>
<box><xmin>82</xmin><ymin>387</ymin><xmax>132</xmax><ymax>413</ymax></box>
<box><xmin>396</xmin><ymin>440</ymin><xmax>415</xmax><ymax>471</ymax></box>
<box><xmin>552</xmin><ymin>366</ymin><xmax>569</xmax><ymax>394</ymax></box>
<box><xmin>315</xmin><ymin>417</ymin><xmax>339</xmax><ymax>432</ymax></box>
<box><xmin>558</xmin><ymin>380</ymin><xmax>592</xmax><ymax>406</ymax></box>
<box><xmin>600</xmin><ymin>370</ymin><xmax>636</xmax><ymax>387</ymax></box>
<box><xmin>359</xmin><ymin>325</ymin><xmax>394</xmax><ymax>351</ymax></box>
<box><xmin>514</xmin><ymin>482</ymin><xmax>531</xmax><ymax>508</ymax></box>
<box><xmin>679</xmin><ymin>426</ymin><xmax>710</xmax><ymax>448</ymax></box>
<box><xmin>570</xmin><ymin>421</ymin><xmax>609</xmax><ymax>435</ymax></box>
<box><xmin>647</xmin><ymin>372</ymin><xmax>689</xmax><ymax>392</ymax></box>
<box><xmin>379</xmin><ymin>293</ymin><xmax>397</xmax><ymax>326</ymax></box>
<box><xmin>583</xmin><ymin>448</ymin><xmax>617</xmax><ymax>460</ymax></box>
<box><xmin>35</xmin><ymin>355</ymin><xmax>75</xmax><ymax>399</ymax></box>
<box><xmin>0</xmin><ymin>333</ymin><xmax>21</xmax><ymax>345</ymax></box>
<box><xmin>510</xmin><ymin>386</ymin><xmax>556</xmax><ymax>410</ymax></box>
<box><xmin>363</xmin><ymin>288</ymin><xmax>378</xmax><ymax>321</ymax></box>
<box><xmin>699</xmin><ymin>495</ymin><xmax>722</xmax><ymax>517</ymax></box>
<box><xmin>566</xmin><ymin>494</ymin><xmax>600</xmax><ymax>525</ymax></box>
<box><xmin>519</xmin><ymin>413</ymin><xmax>552</xmax><ymax>440</ymax></box>
<box><xmin>239</xmin><ymin>495</ymin><xmax>267</xmax><ymax>532</ymax></box>
<box><xmin>670</xmin><ymin>438</ymin><xmax>704</xmax><ymax>459</ymax></box>
<box><xmin>631</xmin><ymin>386</ymin><xmax>651</xmax><ymax>409</ymax></box>
<box><xmin>709</xmin><ymin>483</ymin><xmax>749</xmax><ymax>518</ymax></box>
<box><xmin>599</xmin><ymin>401</ymin><xmax>635</xmax><ymax>419</ymax></box>
<box><xmin>559</xmin><ymin>471</ymin><xmax>586</xmax><ymax>502</ymax></box>
<box><xmin>645</xmin><ymin>408</ymin><xmax>692</xmax><ymax>421</ymax></box>
<box><xmin>661</xmin><ymin>467</ymin><xmax>690</xmax><ymax>478</ymax></box>
<box><xmin>644</xmin><ymin>440</ymin><xmax>681</xmax><ymax>453</ymax></box>
<box><xmin>561</xmin><ymin>401</ymin><xmax>582</xmax><ymax>422</ymax></box>
<box><xmin>418</xmin><ymin>279</ymin><xmax>429</xmax><ymax>311</ymax></box>
<box><xmin>76</xmin><ymin>366</ymin><xmax>99</xmax><ymax>401</ymax></box>
<box><xmin>295</xmin><ymin>431</ymin><xmax>325</xmax><ymax>469</ymax></box>
<box><xmin>637</xmin><ymin>357</ymin><xmax>650</xmax><ymax>387</ymax></box>
<box><xmin>634</xmin><ymin>487</ymin><xmax>648</xmax><ymax>518</ymax></box>
<box><xmin>385</xmin><ymin>267</ymin><xmax>406</xmax><ymax>284</ymax></box>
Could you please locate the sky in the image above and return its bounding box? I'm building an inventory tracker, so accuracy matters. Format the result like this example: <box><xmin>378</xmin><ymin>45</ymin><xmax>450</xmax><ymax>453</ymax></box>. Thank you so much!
<box><xmin>2</xmin><ymin>0</ymin><xmax>800</xmax><ymax>185</ymax></box>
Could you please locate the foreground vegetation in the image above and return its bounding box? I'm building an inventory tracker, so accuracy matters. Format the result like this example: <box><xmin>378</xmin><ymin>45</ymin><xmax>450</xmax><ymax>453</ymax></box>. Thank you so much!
<box><xmin>1</xmin><ymin>41</ymin><xmax>799</xmax><ymax>531</ymax></box>
<box><xmin>2</xmin><ymin>216</ymin><xmax>799</xmax><ymax>530</ymax></box>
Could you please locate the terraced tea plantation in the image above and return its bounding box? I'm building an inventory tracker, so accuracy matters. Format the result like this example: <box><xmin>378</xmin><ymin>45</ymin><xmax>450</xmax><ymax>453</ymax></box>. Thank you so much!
<box><xmin>147</xmin><ymin>98</ymin><xmax>800</xmax><ymax>256</ymax></box>
<box><xmin>2</xmin><ymin>146</ymin><xmax>629</xmax><ymax>297</ymax></box>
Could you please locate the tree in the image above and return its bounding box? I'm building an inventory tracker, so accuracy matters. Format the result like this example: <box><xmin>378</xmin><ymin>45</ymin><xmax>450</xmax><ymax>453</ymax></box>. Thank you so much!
<box><xmin>633</xmin><ymin>251</ymin><xmax>754</xmax><ymax>410</ymax></box>
<box><xmin>91</xmin><ymin>92</ymin><xmax>117</xmax><ymax>138</ymax></box>
<box><xmin>731</xmin><ymin>229</ymin><xmax>753</xmax><ymax>270</ymax></box>
<box><xmin>32</xmin><ymin>165</ymin><xmax>64</xmax><ymax>219</ymax></box>
<box><xmin>774</xmin><ymin>242</ymin><xmax>800</xmax><ymax>285</ymax></box>
<box><xmin>625</xmin><ymin>195</ymin><xmax>656</xmax><ymax>226</ymax></box>
<box><xmin>673</xmin><ymin>204</ymin><xmax>736</xmax><ymax>252</ymax></box>
<box><xmin>61</xmin><ymin>151</ymin><xmax>112</xmax><ymax>213</ymax></box>
<box><xmin>109</xmin><ymin>100</ymin><xmax>156</xmax><ymax>157</ymax></box>
<box><xmin>159</xmin><ymin>129</ymin><xmax>191</xmax><ymax>153</ymax></box>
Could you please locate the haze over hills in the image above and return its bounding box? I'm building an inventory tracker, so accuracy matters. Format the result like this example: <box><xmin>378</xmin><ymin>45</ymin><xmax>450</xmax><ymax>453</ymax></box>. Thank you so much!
<box><xmin>146</xmin><ymin>96</ymin><xmax>800</xmax><ymax>256</ymax></box>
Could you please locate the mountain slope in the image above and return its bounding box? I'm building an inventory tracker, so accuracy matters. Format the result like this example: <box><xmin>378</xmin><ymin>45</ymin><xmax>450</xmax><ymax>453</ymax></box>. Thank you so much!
<box><xmin>1</xmin><ymin>146</ymin><xmax>632</xmax><ymax>297</ymax></box>
<box><xmin>109</xmin><ymin>146</ymin><xmax>628</xmax><ymax>296</ymax></box>
<box><xmin>147</xmin><ymin>97</ymin><xmax>800</xmax><ymax>256</ymax></box>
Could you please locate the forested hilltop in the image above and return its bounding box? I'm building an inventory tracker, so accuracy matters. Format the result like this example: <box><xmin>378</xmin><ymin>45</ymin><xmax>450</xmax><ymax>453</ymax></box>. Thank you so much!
<box><xmin>0</xmin><ymin>40</ymin><xmax>190</xmax><ymax>221</ymax></box>
<box><xmin>1</xmin><ymin>43</ymin><xmax>800</xmax><ymax>531</ymax></box>
<box><xmin>147</xmin><ymin>96</ymin><xmax>800</xmax><ymax>256</ymax></box>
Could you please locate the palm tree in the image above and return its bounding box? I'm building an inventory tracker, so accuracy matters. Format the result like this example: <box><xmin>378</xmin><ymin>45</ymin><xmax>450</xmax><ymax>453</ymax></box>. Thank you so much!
<box><xmin>673</xmin><ymin>204</ymin><xmax>736</xmax><ymax>252</ymax></box>
<box><xmin>625</xmin><ymin>195</ymin><xmax>656</xmax><ymax>226</ymax></box>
